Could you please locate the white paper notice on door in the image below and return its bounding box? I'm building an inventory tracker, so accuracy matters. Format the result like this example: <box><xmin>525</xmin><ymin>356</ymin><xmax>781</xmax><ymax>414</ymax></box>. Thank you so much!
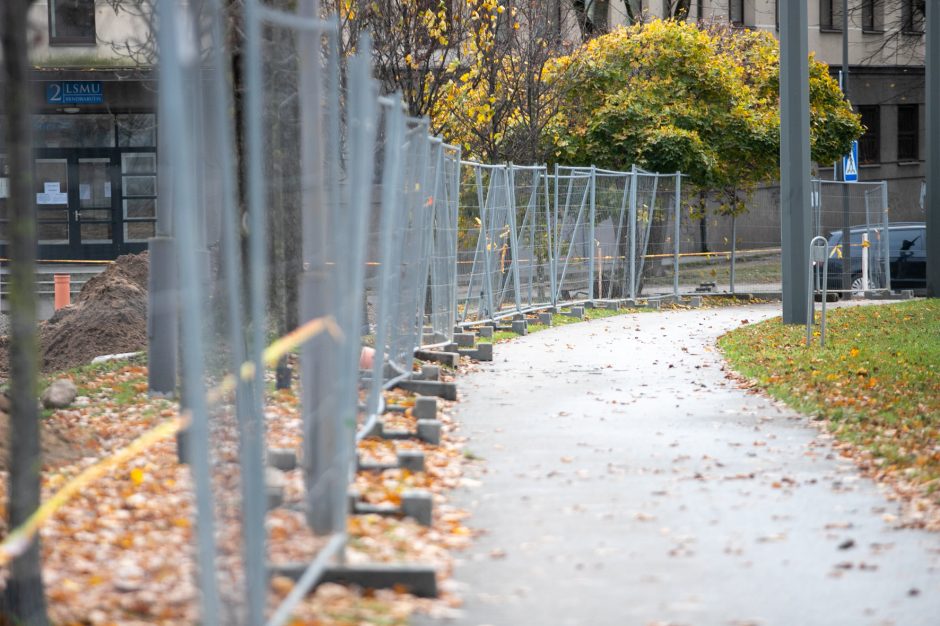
<box><xmin>44</xmin><ymin>182</ymin><xmax>60</xmax><ymax>194</ymax></box>
<box><xmin>0</xmin><ymin>177</ymin><xmax>8</xmax><ymax>198</ymax></box>
<box><xmin>36</xmin><ymin>191</ymin><xmax>68</xmax><ymax>205</ymax></box>
<box><xmin>104</xmin><ymin>181</ymin><xmax>112</xmax><ymax>198</ymax></box>
<box><xmin>80</xmin><ymin>184</ymin><xmax>92</xmax><ymax>200</ymax></box>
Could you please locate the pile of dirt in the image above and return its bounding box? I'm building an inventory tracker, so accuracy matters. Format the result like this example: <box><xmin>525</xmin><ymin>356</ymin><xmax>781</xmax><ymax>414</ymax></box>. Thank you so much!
<box><xmin>0</xmin><ymin>252</ymin><xmax>149</xmax><ymax>378</ymax></box>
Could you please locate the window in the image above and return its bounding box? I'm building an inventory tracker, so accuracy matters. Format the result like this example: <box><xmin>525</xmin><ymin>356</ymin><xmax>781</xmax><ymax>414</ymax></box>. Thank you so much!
<box><xmin>48</xmin><ymin>0</ymin><xmax>96</xmax><ymax>46</ymax></box>
<box><xmin>861</xmin><ymin>0</ymin><xmax>878</xmax><ymax>32</ymax></box>
<box><xmin>819</xmin><ymin>0</ymin><xmax>842</xmax><ymax>31</ymax></box>
<box><xmin>729</xmin><ymin>0</ymin><xmax>743</xmax><ymax>25</ymax></box>
<box><xmin>897</xmin><ymin>104</ymin><xmax>919</xmax><ymax>161</ymax></box>
<box><xmin>902</xmin><ymin>0</ymin><xmax>924</xmax><ymax>34</ymax></box>
<box><xmin>857</xmin><ymin>105</ymin><xmax>880</xmax><ymax>165</ymax></box>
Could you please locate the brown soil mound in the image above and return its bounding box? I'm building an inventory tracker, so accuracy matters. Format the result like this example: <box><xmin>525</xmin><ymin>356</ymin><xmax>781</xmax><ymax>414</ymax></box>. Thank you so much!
<box><xmin>0</xmin><ymin>252</ymin><xmax>149</xmax><ymax>378</ymax></box>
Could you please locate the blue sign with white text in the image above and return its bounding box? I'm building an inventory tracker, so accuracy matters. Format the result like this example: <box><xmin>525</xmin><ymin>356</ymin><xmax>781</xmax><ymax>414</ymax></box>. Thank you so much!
<box><xmin>842</xmin><ymin>140</ymin><xmax>859</xmax><ymax>182</ymax></box>
<box><xmin>46</xmin><ymin>81</ymin><xmax>103</xmax><ymax>105</ymax></box>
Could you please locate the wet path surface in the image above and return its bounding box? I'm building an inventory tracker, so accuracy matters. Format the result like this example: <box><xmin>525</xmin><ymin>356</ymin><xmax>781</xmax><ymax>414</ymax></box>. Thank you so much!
<box><xmin>419</xmin><ymin>305</ymin><xmax>940</xmax><ymax>626</ymax></box>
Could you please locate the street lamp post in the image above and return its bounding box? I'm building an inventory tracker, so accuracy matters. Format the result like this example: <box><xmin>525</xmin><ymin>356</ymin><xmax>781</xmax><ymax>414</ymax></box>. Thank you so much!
<box><xmin>779</xmin><ymin>0</ymin><xmax>812</xmax><ymax>323</ymax></box>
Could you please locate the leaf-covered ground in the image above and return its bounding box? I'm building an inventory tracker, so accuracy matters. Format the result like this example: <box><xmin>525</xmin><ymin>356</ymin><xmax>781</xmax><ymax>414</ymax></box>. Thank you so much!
<box><xmin>719</xmin><ymin>300</ymin><xmax>940</xmax><ymax>529</ymax></box>
<box><xmin>0</xmin><ymin>357</ymin><xmax>473</xmax><ymax>624</ymax></box>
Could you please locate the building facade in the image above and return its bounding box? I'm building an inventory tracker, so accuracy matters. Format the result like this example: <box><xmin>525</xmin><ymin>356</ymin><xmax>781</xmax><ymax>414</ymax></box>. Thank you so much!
<box><xmin>595</xmin><ymin>0</ymin><xmax>927</xmax><ymax>222</ymax></box>
<box><xmin>1</xmin><ymin>0</ymin><xmax>156</xmax><ymax>261</ymax></box>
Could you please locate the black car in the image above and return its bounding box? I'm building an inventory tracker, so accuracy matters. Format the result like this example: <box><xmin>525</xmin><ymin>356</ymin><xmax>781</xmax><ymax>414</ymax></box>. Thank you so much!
<box><xmin>825</xmin><ymin>222</ymin><xmax>926</xmax><ymax>293</ymax></box>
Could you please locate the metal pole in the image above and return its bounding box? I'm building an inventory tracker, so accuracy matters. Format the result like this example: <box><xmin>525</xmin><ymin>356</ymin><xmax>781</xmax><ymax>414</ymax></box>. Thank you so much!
<box><xmin>588</xmin><ymin>166</ymin><xmax>596</xmax><ymax>301</ymax></box>
<box><xmin>673</xmin><ymin>173</ymin><xmax>681</xmax><ymax>298</ymax></box>
<box><xmin>839</xmin><ymin>0</ymin><xmax>852</xmax><ymax>292</ymax></box>
<box><xmin>927</xmin><ymin>0</ymin><xmax>940</xmax><ymax>297</ymax></box>
<box><xmin>730</xmin><ymin>213</ymin><xmax>737</xmax><ymax>294</ymax></box>
<box><xmin>628</xmin><ymin>165</ymin><xmax>638</xmax><ymax>301</ymax></box>
<box><xmin>779</xmin><ymin>0</ymin><xmax>812</xmax><ymax>323</ymax></box>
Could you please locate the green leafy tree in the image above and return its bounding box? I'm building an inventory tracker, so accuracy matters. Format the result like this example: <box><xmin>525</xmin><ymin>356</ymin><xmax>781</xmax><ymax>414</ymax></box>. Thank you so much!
<box><xmin>545</xmin><ymin>19</ymin><xmax>862</xmax><ymax>194</ymax></box>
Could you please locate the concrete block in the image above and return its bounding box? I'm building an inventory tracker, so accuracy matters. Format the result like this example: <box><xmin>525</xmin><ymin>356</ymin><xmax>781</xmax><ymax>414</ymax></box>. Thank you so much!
<box><xmin>511</xmin><ymin>320</ymin><xmax>528</xmax><ymax>335</ymax></box>
<box><xmin>420</xmin><ymin>365</ymin><xmax>441</xmax><ymax>381</ymax></box>
<box><xmin>413</xmin><ymin>396</ymin><xmax>438</xmax><ymax>420</ymax></box>
<box><xmin>401</xmin><ymin>490</ymin><xmax>434</xmax><ymax>526</ymax></box>
<box><xmin>583</xmin><ymin>301</ymin><xmax>596</xmax><ymax>309</ymax></box>
<box><xmin>176</xmin><ymin>426</ymin><xmax>190</xmax><ymax>464</ymax></box>
<box><xmin>623</xmin><ymin>299</ymin><xmax>637</xmax><ymax>308</ymax></box>
<box><xmin>271</xmin><ymin>563</ymin><xmax>438</xmax><ymax>598</ymax></box>
<box><xmin>566</xmin><ymin>307</ymin><xmax>584</xmax><ymax>319</ymax></box>
<box><xmin>414</xmin><ymin>349</ymin><xmax>459</xmax><ymax>367</ymax></box>
<box><xmin>604</xmin><ymin>300</ymin><xmax>620</xmax><ymax>310</ymax></box>
<box><xmin>267</xmin><ymin>448</ymin><xmax>297</xmax><ymax>471</ymax></box>
<box><xmin>454</xmin><ymin>332</ymin><xmax>476</xmax><ymax>347</ymax></box>
<box><xmin>477</xmin><ymin>325</ymin><xmax>494</xmax><ymax>338</ymax></box>
<box><xmin>397</xmin><ymin>450</ymin><xmax>426</xmax><ymax>473</ymax></box>
<box><xmin>900</xmin><ymin>290</ymin><xmax>914</xmax><ymax>300</ymax></box>
<box><xmin>537</xmin><ymin>312</ymin><xmax>553</xmax><ymax>325</ymax></box>
<box><xmin>397</xmin><ymin>379</ymin><xmax>458</xmax><ymax>401</ymax></box>
<box><xmin>513</xmin><ymin>313</ymin><xmax>525</xmax><ymax>321</ymax></box>
<box><xmin>475</xmin><ymin>343</ymin><xmax>493</xmax><ymax>361</ymax></box>
<box><xmin>689</xmin><ymin>295</ymin><xmax>703</xmax><ymax>308</ymax></box>
<box><xmin>266</xmin><ymin>486</ymin><xmax>284</xmax><ymax>510</ymax></box>
<box><xmin>442</xmin><ymin>342</ymin><xmax>459</xmax><ymax>353</ymax></box>
<box><xmin>646</xmin><ymin>299</ymin><xmax>661</xmax><ymax>310</ymax></box>
<box><xmin>416</xmin><ymin>419</ymin><xmax>442</xmax><ymax>445</ymax></box>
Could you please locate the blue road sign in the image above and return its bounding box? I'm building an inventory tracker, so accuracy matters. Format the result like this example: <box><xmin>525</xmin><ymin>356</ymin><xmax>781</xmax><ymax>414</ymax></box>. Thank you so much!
<box><xmin>46</xmin><ymin>81</ymin><xmax>103</xmax><ymax>105</ymax></box>
<box><xmin>843</xmin><ymin>140</ymin><xmax>859</xmax><ymax>182</ymax></box>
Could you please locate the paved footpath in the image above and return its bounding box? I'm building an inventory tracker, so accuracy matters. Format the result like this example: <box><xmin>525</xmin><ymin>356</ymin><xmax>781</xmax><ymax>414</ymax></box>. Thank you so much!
<box><xmin>420</xmin><ymin>304</ymin><xmax>940</xmax><ymax>626</ymax></box>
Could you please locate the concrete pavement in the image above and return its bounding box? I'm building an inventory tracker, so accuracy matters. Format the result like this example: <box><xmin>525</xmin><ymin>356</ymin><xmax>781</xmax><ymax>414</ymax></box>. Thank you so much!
<box><xmin>420</xmin><ymin>304</ymin><xmax>940</xmax><ymax>626</ymax></box>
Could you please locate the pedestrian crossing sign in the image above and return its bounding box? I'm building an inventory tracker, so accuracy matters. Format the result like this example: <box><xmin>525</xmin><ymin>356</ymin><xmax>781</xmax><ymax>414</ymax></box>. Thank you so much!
<box><xmin>843</xmin><ymin>140</ymin><xmax>859</xmax><ymax>182</ymax></box>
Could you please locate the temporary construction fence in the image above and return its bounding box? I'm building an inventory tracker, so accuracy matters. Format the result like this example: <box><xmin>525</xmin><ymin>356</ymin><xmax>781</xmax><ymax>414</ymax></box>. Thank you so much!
<box><xmin>455</xmin><ymin>164</ymin><xmax>686</xmax><ymax>325</ymax></box>
<box><xmin>148</xmin><ymin>1</ymin><xmax>902</xmax><ymax>624</ymax></box>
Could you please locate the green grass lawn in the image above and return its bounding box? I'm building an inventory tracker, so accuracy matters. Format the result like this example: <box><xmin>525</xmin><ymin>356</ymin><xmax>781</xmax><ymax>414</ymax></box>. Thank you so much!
<box><xmin>718</xmin><ymin>300</ymin><xmax>940</xmax><ymax>490</ymax></box>
<box><xmin>489</xmin><ymin>306</ymin><xmax>642</xmax><ymax>342</ymax></box>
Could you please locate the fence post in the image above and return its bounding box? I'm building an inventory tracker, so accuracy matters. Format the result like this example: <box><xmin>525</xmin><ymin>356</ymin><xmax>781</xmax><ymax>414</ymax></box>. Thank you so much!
<box><xmin>588</xmin><ymin>165</ymin><xmax>596</xmax><ymax>301</ymax></box>
<box><xmin>730</xmin><ymin>213</ymin><xmax>737</xmax><ymax>295</ymax></box>
<box><xmin>628</xmin><ymin>164</ymin><xmax>638</xmax><ymax>301</ymax></box>
<box><xmin>551</xmin><ymin>163</ymin><xmax>560</xmax><ymax>304</ymax></box>
<box><xmin>881</xmin><ymin>181</ymin><xmax>892</xmax><ymax>292</ymax></box>
<box><xmin>673</xmin><ymin>172</ymin><xmax>681</xmax><ymax>298</ymax></box>
<box><xmin>506</xmin><ymin>165</ymin><xmax>524</xmax><ymax>313</ymax></box>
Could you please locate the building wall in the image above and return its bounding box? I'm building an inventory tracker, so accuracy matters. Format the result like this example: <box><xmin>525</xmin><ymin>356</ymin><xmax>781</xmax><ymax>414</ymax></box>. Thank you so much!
<box><xmin>26</xmin><ymin>0</ymin><xmax>153</xmax><ymax>66</ymax></box>
<box><xmin>599</xmin><ymin>0</ymin><xmax>926</xmax><ymax>221</ymax></box>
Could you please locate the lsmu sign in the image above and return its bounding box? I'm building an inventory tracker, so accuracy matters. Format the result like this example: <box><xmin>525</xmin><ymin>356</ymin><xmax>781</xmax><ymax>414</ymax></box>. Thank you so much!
<box><xmin>46</xmin><ymin>81</ymin><xmax>104</xmax><ymax>105</ymax></box>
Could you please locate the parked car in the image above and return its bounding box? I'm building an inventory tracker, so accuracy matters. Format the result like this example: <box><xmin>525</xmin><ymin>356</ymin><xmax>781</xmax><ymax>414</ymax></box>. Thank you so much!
<box><xmin>824</xmin><ymin>222</ymin><xmax>926</xmax><ymax>293</ymax></box>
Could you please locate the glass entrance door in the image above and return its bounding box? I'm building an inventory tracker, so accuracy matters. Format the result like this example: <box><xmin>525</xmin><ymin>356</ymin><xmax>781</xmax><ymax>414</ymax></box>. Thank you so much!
<box><xmin>35</xmin><ymin>149</ymin><xmax>119</xmax><ymax>259</ymax></box>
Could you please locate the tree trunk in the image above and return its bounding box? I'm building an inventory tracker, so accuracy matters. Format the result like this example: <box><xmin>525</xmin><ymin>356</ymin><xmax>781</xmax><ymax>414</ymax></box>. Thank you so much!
<box><xmin>1</xmin><ymin>1</ymin><xmax>50</xmax><ymax>623</ymax></box>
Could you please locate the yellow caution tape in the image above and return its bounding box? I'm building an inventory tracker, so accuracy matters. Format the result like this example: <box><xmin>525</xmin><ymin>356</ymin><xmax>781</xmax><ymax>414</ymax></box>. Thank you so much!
<box><xmin>0</xmin><ymin>315</ymin><xmax>341</xmax><ymax>566</ymax></box>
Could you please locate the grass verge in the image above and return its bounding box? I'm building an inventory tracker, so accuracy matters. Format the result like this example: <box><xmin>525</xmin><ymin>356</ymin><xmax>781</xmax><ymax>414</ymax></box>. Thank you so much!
<box><xmin>718</xmin><ymin>300</ymin><xmax>940</xmax><ymax>492</ymax></box>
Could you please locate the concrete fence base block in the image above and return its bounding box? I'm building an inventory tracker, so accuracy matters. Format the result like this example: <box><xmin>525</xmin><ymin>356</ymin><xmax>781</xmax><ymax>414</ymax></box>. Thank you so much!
<box><xmin>442</xmin><ymin>342</ymin><xmax>459</xmax><ymax>353</ymax></box>
<box><xmin>401</xmin><ymin>490</ymin><xmax>434</xmax><ymax>526</ymax></box>
<box><xmin>266</xmin><ymin>486</ymin><xmax>284</xmax><ymax>510</ymax></box>
<box><xmin>623</xmin><ymin>299</ymin><xmax>637</xmax><ymax>308</ymax></box>
<box><xmin>511</xmin><ymin>320</ymin><xmax>528</xmax><ymax>335</ymax></box>
<box><xmin>397</xmin><ymin>379</ymin><xmax>458</xmax><ymax>401</ymax></box>
<box><xmin>645</xmin><ymin>300</ymin><xmax>662</xmax><ymax>310</ymax></box>
<box><xmin>353</xmin><ymin>502</ymin><xmax>400</xmax><ymax>516</ymax></box>
<box><xmin>413</xmin><ymin>396</ymin><xmax>438</xmax><ymax>421</ymax></box>
<box><xmin>397</xmin><ymin>450</ymin><xmax>426</xmax><ymax>473</ymax></box>
<box><xmin>357</xmin><ymin>458</ymin><xmax>398</xmax><ymax>472</ymax></box>
<box><xmin>272</xmin><ymin>563</ymin><xmax>438</xmax><ymax>598</ymax></box>
<box><xmin>416</xmin><ymin>419</ymin><xmax>442</xmax><ymax>445</ymax></box>
<box><xmin>689</xmin><ymin>295</ymin><xmax>703</xmax><ymax>307</ymax></box>
<box><xmin>537</xmin><ymin>312</ymin><xmax>553</xmax><ymax>325</ymax></box>
<box><xmin>604</xmin><ymin>300</ymin><xmax>620</xmax><ymax>311</ymax></box>
<box><xmin>414</xmin><ymin>349</ymin><xmax>459</xmax><ymax>368</ymax></box>
<box><xmin>512</xmin><ymin>313</ymin><xmax>525</xmax><ymax>321</ymax></box>
<box><xmin>378</xmin><ymin>425</ymin><xmax>412</xmax><ymax>441</ymax></box>
<box><xmin>454</xmin><ymin>332</ymin><xmax>476</xmax><ymax>347</ymax></box>
<box><xmin>420</xmin><ymin>365</ymin><xmax>441</xmax><ymax>381</ymax></box>
<box><xmin>564</xmin><ymin>307</ymin><xmax>584</xmax><ymax>319</ymax></box>
<box><xmin>583</xmin><ymin>301</ymin><xmax>596</xmax><ymax>309</ymax></box>
<box><xmin>900</xmin><ymin>290</ymin><xmax>914</xmax><ymax>300</ymax></box>
<box><xmin>347</xmin><ymin>489</ymin><xmax>361</xmax><ymax>512</ymax></box>
<box><xmin>267</xmin><ymin>448</ymin><xmax>298</xmax><ymax>471</ymax></box>
<box><xmin>475</xmin><ymin>343</ymin><xmax>493</xmax><ymax>361</ymax></box>
<box><xmin>175</xmin><ymin>427</ymin><xmax>190</xmax><ymax>465</ymax></box>
<box><xmin>477</xmin><ymin>325</ymin><xmax>494</xmax><ymax>338</ymax></box>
